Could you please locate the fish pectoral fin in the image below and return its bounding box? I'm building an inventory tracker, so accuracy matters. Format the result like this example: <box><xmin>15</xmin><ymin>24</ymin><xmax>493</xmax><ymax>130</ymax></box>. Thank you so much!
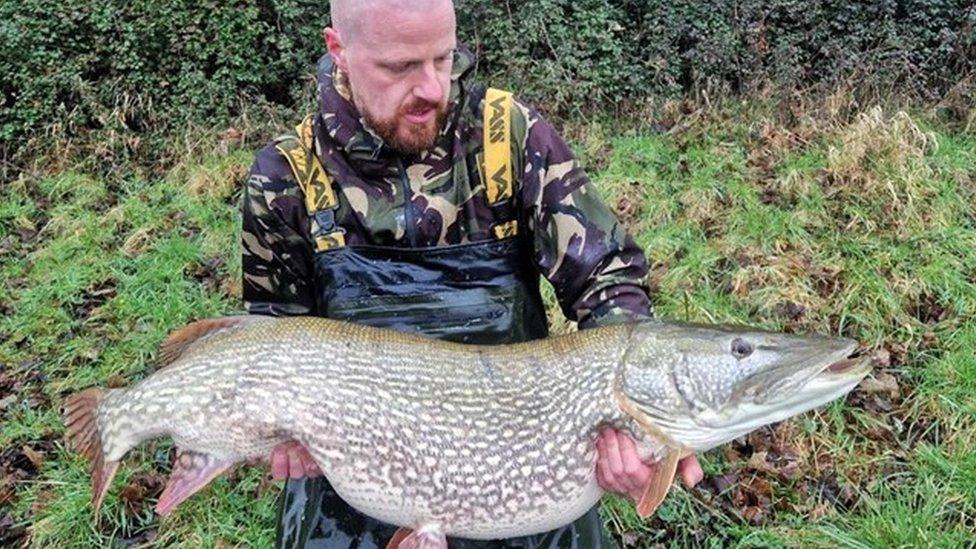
<box><xmin>636</xmin><ymin>449</ymin><xmax>680</xmax><ymax>518</ymax></box>
<box><xmin>387</xmin><ymin>526</ymin><xmax>447</xmax><ymax>549</ymax></box>
<box><xmin>155</xmin><ymin>449</ymin><xmax>234</xmax><ymax>515</ymax></box>
<box><xmin>386</xmin><ymin>528</ymin><xmax>412</xmax><ymax>549</ymax></box>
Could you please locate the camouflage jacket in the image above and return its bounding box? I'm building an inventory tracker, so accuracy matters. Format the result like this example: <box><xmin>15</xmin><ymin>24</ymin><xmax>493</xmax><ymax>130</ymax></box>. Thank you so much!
<box><xmin>241</xmin><ymin>47</ymin><xmax>652</xmax><ymax>329</ymax></box>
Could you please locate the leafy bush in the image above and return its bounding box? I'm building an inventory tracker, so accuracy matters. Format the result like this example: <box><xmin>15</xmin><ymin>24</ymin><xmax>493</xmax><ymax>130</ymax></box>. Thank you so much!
<box><xmin>463</xmin><ymin>0</ymin><xmax>976</xmax><ymax>110</ymax></box>
<box><xmin>2</xmin><ymin>0</ymin><xmax>973</xmax><ymax>147</ymax></box>
<box><xmin>0</xmin><ymin>0</ymin><xmax>325</xmax><ymax>144</ymax></box>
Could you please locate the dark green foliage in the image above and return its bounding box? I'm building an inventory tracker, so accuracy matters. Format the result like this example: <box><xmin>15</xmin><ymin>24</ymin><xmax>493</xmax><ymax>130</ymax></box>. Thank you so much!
<box><xmin>0</xmin><ymin>0</ymin><xmax>325</xmax><ymax>144</ymax></box>
<box><xmin>462</xmin><ymin>0</ymin><xmax>976</xmax><ymax>111</ymax></box>
<box><xmin>2</xmin><ymin>0</ymin><xmax>973</xmax><ymax>146</ymax></box>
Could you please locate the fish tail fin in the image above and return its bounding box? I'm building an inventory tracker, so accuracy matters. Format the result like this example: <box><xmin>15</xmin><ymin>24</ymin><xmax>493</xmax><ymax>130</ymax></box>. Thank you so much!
<box><xmin>63</xmin><ymin>388</ymin><xmax>120</xmax><ymax>520</ymax></box>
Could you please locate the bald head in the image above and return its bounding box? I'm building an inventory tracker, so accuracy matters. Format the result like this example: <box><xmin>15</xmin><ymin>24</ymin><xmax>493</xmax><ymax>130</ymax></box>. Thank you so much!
<box><xmin>331</xmin><ymin>0</ymin><xmax>455</xmax><ymax>46</ymax></box>
<box><xmin>323</xmin><ymin>0</ymin><xmax>457</xmax><ymax>154</ymax></box>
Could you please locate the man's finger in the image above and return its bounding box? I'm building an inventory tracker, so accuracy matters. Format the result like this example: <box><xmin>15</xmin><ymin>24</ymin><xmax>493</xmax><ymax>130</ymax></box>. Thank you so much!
<box><xmin>596</xmin><ymin>432</ymin><xmax>626</xmax><ymax>494</ymax></box>
<box><xmin>287</xmin><ymin>447</ymin><xmax>305</xmax><ymax>479</ymax></box>
<box><xmin>270</xmin><ymin>448</ymin><xmax>288</xmax><ymax>480</ymax></box>
<box><xmin>602</xmin><ymin>429</ymin><xmax>625</xmax><ymax>478</ymax></box>
<box><xmin>678</xmin><ymin>455</ymin><xmax>704</xmax><ymax>487</ymax></box>
<box><xmin>617</xmin><ymin>433</ymin><xmax>647</xmax><ymax>480</ymax></box>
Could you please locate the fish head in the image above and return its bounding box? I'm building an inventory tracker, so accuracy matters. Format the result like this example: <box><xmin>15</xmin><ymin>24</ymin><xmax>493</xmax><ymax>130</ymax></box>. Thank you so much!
<box><xmin>617</xmin><ymin>320</ymin><xmax>870</xmax><ymax>452</ymax></box>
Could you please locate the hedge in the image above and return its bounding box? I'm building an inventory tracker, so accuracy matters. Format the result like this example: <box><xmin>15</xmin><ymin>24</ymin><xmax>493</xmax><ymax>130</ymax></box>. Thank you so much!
<box><xmin>2</xmin><ymin>0</ymin><xmax>973</xmax><ymax>146</ymax></box>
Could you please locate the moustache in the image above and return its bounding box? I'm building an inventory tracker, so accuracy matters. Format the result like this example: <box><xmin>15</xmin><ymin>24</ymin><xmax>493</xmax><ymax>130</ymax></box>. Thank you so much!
<box><xmin>400</xmin><ymin>100</ymin><xmax>442</xmax><ymax>117</ymax></box>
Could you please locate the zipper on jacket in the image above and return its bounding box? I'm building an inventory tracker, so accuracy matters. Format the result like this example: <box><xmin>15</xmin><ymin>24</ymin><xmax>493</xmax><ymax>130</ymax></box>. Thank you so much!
<box><xmin>396</xmin><ymin>158</ymin><xmax>418</xmax><ymax>246</ymax></box>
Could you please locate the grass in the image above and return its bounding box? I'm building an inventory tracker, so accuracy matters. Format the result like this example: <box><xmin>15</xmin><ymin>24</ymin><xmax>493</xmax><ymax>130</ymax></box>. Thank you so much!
<box><xmin>1</xmin><ymin>99</ymin><xmax>974</xmax><ymax>547</ymax></box>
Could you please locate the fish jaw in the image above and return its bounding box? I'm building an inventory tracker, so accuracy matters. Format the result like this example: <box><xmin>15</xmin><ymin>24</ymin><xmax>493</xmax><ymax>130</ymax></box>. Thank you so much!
<box><xmin>618</xmin><ymin>321</ymin><xmax>871</xmax><ymax>453</ymax></box>
<box><xmin>673</xmin><ymin>355</ymin><xmax>871</xmax><ymax>450</ymax></box>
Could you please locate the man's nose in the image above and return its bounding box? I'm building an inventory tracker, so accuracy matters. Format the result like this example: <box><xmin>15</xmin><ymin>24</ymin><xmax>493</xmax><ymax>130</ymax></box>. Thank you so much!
<box><xmin>412</xmin><ymin>63</ymin><xmax>443</xmax><ymax>104</ymax></box>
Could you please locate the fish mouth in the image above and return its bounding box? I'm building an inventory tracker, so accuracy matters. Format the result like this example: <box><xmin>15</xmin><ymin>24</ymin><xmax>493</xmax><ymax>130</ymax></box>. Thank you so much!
<box><xmin>826</xmin><ymin>357</ymin><xmax>863</xmax><ymax>373</ymax></box>
<box><xmin>749</xmin><ymin>336</ymin><xmax>861</xmax><ymax>404</ymax></box>
<box><xmin>687</xmin><ymin>350</ymin><xmax>871</xmax><ymax>449</ymax></box>
<box><xmin>800</xmin><ymin>353</ymin><xmax>872</xmax><ymax>399</ymax></box>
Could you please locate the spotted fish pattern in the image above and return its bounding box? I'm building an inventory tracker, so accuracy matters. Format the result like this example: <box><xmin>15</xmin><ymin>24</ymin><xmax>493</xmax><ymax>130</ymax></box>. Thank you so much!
<box><xmin>66</xmin><ymin>316</ymin><xmax>868</xmax><ymax>539</ymax></box>
<box><xmin>79</xmin><ymin>316</ymin><xmax>642</xmax><ymax>539</ymax></box>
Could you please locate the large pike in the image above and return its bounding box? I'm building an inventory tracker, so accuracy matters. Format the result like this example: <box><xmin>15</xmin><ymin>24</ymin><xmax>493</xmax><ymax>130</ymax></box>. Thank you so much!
<box><xmin>64</xmin><ymin>316</ymin><xmax>868</xmax><ymax>546</ymax></box>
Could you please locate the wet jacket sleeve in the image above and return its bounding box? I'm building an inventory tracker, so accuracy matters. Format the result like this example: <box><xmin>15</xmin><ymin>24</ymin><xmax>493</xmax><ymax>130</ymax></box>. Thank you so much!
<box><xmin>518</xmin><ymin>109</ymin><xmax>653</xmax><ymax>329</ymax></box>
<box><xmin>241</xmin><ymin>144</ymin><xmax>318</xmax><ymax>317</ymax></box>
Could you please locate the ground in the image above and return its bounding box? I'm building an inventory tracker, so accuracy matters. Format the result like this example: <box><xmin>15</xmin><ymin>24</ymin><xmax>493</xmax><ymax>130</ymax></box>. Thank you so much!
<box><xmin>1</xmin><ymin>98</ymin><xmax>974</xmax><ymax>547</ymax></box>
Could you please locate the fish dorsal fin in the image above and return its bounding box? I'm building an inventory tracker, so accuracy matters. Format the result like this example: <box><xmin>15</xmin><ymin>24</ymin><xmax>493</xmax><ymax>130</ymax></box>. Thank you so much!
<box><xmin>157</xmin><ymin>316</ymin><xmax>264</xmax><ymax>367</ymax></box>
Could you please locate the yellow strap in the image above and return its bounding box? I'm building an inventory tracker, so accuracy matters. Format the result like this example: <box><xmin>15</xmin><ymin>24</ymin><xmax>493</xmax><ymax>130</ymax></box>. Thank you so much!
<box><xmin>275</xmin><ymin>115</ymin><xmax>338</xmax><ymax>214</ymax></box>
<box><xmin>483</xmin><ymin>88</ymin><xmax>514</xmax><ymax>205</ymax></box>
<box><xmin>314</xmin><ymin>233</ymin><xmax>346</xmax><ymax>251</ymax></box>
<box><xmin>492</xmin><ymin>220</ymin><xmax>518</xmax><ymax>240</ymax></box>
<box><xmin>275</xmin><ymin>115</ymin><xmax>344</xmax><ymax>252</ymax></box>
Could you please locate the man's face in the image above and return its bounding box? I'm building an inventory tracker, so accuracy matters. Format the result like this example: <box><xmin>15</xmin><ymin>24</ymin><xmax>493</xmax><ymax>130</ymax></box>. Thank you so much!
<box><xmin>327</xmin><ymin>2</ymin><xmax>456</xmax><ymax>155</ymax></box>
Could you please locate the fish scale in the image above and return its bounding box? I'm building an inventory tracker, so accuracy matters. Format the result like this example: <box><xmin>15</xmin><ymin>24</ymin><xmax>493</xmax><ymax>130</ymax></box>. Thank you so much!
<box><xmin>64</xmin><ymin>315</ymin><xmax>869</xmax><ymax>544</ymax></box>
<box><xmin>272</xmin><ymin>317</ymin><xmax>630</xmax><ymax>539</ymax></box>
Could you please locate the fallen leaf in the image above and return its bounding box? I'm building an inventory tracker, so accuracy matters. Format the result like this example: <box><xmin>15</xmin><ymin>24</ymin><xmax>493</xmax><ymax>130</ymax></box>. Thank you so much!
<box><xmin>0</xmin><ymin>395</ymin><xmax>16</xmax><ymax>411</ymax></box>
<box><xmin>710</xmin><ymin>472</ymin><xmax>739</xmax><ymax>494</ymax></box>
<box><xmin>871</xmin><ymin>348</ymin><xmax>891</xmax><ymax>368</ymax></box>
<box><xmin>859</xmin><ymin>373</ymin><xmax>899</xmax><ymax>398</ymax></box>
<box><xmin>746</xmin><ymin>451</ymin><xmax>778</xmax><ymax>475</ymax></box>
<box><xmin>747</xmin><ymin>477</ymin><xmax>773</xmax><ymax>501</ymax></box>
<box><xmin>723</xmin><ymin>446</ymin><xmax>742</xmax><ymax>462</ymax></box>
<box><xmin>29</xmin><ymin>489</ymin><xmax>57</xmax><ymax>515</ymax></box>
<box><xmin>809</xmin><ymin>502</ymin><xmax>832</xmax><ymax>520</ymax></box>
<box><xmin>839</xmin><ymin>484</ymin><xmax>858</xmax><ymax>508</ymax></box>
<box><xmin>119</xmin><ymin>473</ymin><xmax>164</xmax><ymax>515</ymax></box>
<box><xmin>732</xmin><ymin>487</ymin><xmax>748</xmax><ymax>507</ymax></box>
<box><xmin>0</xmin><ymin>484</ymin><xmax>15</xmax><ymax>506</ymax></box>
<box><xmin>21</xmin><ymin>446</ymin><xmax>44</xmax><ymax>468</ymax></box>
<box><xmin>742</xmin><ymin>505</ymin><xmax>764</xmax><ymax>524</ymax></box>
<box><xmin>106</xmin><ymin>375</ymin><xmax>127</xmax><ymax>389</ymax></box>
<box><xmin>621</xmin><ymin>531</ymin><xmax>639</xmax><ymax>547</ymax></box>
<box><xmin>220</xmin><ymin>128</ymin><xmax>244</xmax><ymax>144</ymax></box>
<box><xmin>776</xmin><ymin>460</ymin><xmax>801</xmax><ymax>480</ymax></box>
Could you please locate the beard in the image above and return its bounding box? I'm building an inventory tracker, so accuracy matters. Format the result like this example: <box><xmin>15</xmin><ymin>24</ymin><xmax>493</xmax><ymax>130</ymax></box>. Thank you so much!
<box><xmin>361</xmin><ymin>99</ymin><xmax>448</xmax><ymax>156</ymax></box>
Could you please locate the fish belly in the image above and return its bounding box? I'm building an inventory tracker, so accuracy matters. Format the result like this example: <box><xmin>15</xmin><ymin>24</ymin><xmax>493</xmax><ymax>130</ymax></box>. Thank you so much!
<box><xmin>324</xmin><ymin>467</ymin><xmax>604</xmax><ymax>540</ymax></box>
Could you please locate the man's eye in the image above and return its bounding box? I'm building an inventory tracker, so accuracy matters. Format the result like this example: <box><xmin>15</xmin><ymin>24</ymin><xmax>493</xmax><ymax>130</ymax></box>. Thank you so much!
<box><xmin>384</xmin><ymin>63</ymin><xmax>411</xmax><ymax>74</ymax></box>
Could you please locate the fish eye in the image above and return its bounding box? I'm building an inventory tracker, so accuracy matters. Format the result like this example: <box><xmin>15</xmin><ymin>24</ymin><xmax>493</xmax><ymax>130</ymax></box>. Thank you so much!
<box><xmin>730</xmin><ymin>338</ymin><xmax>754</xmax><ymax>359</ymax></box>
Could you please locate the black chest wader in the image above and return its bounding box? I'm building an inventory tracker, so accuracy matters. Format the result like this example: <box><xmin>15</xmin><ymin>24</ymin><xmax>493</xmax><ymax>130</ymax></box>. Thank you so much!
<box><xmin>273</xmin><ymin>94</ymin><xmax>612</xmax><ymax>549</ymax></box>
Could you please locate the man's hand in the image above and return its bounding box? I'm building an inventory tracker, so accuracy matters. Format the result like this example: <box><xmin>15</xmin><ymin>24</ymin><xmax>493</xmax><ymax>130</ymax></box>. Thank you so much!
<box><xmin>269</xmin><ymin>440</ymin><xmax>323</xmax><ymax>480</ymax></box>
<box><xmin>595</xmin><ymin>427</ymin><xmax>703</xmax><ymax>503</ymax></box>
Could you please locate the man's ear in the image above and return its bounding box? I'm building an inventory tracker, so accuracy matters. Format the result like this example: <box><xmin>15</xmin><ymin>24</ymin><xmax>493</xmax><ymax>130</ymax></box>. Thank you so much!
<box><xmin>323</xmin><ymin>27</ymin><xmax>348</xmax><ymax>72</ymax></box>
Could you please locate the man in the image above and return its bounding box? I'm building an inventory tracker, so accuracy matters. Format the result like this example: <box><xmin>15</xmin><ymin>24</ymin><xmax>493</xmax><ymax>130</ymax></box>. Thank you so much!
<box><xmin>241</xmin><ymin>1</ymin><xmax>703</xmax><ymax>547</ymax></box>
